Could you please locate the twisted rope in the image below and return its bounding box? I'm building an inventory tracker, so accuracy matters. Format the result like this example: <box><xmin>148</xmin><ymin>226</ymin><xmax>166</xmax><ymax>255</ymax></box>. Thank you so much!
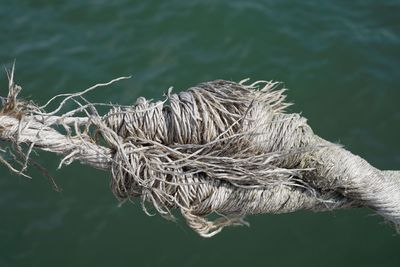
<box><xmin>0</xmin><ymin>73</ymin><xmax>399</xmax><ymax>237</ymax></box>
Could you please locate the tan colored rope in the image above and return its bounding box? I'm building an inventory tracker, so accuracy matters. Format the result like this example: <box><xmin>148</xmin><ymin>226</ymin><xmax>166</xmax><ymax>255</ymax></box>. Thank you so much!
<box><xmin>0</xmin><ymin>71</ymin><xmax>398</xmax><ymax>237</ymax></box>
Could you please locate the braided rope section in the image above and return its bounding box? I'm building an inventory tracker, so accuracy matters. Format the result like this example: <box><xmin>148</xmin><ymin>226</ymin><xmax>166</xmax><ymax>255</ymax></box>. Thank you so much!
<box><xmin>0</xmin><ymin>72</ymin><xmax>399</xmax><ymax>237</ymax></box>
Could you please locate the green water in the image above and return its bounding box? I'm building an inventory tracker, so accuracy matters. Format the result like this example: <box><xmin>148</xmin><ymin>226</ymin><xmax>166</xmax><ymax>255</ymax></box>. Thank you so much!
<box><xmin>1</xmin><ymin>0</ymin><xmax>400</xmax><ymax>266</ymax></box>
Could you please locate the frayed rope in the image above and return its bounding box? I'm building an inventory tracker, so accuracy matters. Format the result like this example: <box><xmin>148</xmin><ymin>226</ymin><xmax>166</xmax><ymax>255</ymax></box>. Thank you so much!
<box><xmin>1</xmin><ymin>67</ymin><xmax>399</xmax><ymax>237</ymax></box>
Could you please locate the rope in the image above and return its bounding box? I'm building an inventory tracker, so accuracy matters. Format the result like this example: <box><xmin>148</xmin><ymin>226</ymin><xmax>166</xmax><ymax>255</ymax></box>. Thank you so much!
<box><xmin>0</xmin><ymin>73</ymin><xmax>399</xmax><ymax>237</ymax></box>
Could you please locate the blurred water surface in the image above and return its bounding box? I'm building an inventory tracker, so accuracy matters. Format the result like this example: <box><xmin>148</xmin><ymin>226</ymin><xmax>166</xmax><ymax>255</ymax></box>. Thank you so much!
<box><xmin>0</xmin><ymin>1</ymin><xmax>399</xmax><ymax>266</ymax></box>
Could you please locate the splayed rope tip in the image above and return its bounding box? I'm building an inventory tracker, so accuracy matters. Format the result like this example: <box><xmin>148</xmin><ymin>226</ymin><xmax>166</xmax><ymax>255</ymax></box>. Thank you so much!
<box><xmin>0</xmin><ymin>70</ymin><xmax>399</xmax><ymax>237</ymax></box>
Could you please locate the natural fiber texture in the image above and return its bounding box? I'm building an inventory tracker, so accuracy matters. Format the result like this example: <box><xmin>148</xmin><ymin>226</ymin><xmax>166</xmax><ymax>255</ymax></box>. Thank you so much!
<box><xmin>1</xmin><ymin>68</ymin><xmax>399</xmax><ymax>237</ymax></box>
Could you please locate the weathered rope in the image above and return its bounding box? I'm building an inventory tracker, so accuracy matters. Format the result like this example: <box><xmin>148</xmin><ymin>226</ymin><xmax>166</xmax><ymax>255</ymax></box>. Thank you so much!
<box><xmin>0</xmin><ymin>71</ymin><xmax>399</xmax><ymax>237</ymax></box>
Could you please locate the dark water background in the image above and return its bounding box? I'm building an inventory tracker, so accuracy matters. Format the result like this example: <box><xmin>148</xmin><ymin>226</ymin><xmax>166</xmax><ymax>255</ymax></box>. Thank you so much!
<box><xmin>1</xmin><ymin>0</ymin><xmax>400</xmax><ymax>266</ymax></box>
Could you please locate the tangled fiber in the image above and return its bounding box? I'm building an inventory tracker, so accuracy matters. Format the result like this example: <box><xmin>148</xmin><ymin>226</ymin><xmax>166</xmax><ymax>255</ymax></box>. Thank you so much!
<box><xmin>0</xmin><ymin>67</ymin><xmax>399</xmax><ymax>237</ymax></box>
